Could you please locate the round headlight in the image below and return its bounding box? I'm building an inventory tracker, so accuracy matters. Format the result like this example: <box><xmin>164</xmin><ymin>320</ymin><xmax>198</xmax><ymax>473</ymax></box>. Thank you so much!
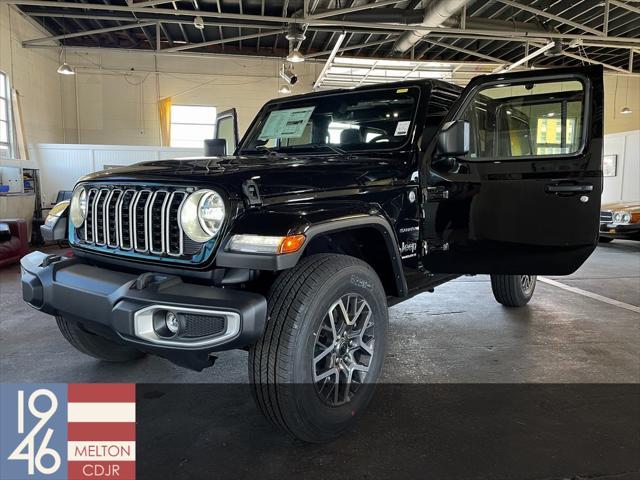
<box><xmin>613</xmin><ymin>212</ymin><xmax>623</xmax><ymax>223</ymax></box>
<box><xmin>70</xmin><ymin>187</ymin><xmax>87</xmax><ymax>228</ymax></box>
<box><xmin>180</xmin><ymin>189</ymin><xmax>226</xmax><ymax>242</ymax></box>
<box><xmin>622</xmin><ymin>213</ymin><xmax>632</xmax><ymax>223</ymax></box>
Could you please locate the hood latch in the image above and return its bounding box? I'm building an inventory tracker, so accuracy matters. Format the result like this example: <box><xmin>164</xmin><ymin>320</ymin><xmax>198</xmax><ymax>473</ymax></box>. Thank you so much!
<box><xmin>242</xmin><ymin>179</ymin><xmax>262</xmax><ymax>208</ymax></box>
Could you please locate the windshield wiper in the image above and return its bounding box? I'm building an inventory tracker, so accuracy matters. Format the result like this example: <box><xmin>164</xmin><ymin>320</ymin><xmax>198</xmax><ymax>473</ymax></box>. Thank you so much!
<box><xmin>307</xmin><ymin>143</ymin><xmax>359</xmax><ymax>159</ymax></box>
<box><xmin>255</xmin><ymin>145</ymin><xmax>281</xmax><ymax>156</ymax></box>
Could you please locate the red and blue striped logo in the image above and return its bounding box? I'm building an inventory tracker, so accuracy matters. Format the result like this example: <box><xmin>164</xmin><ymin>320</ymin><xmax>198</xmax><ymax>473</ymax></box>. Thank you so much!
<box><xmin>1</xmin><ymin>384</ymin><xmax>136</xmax><ymax>480</ymax></box>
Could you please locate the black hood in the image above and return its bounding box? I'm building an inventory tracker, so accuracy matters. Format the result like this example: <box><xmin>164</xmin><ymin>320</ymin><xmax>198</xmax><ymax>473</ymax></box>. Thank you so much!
<box><xmin>79</xmin><ymin>155</ymin><xmax>412</xmax><ymax>199</ymax></box>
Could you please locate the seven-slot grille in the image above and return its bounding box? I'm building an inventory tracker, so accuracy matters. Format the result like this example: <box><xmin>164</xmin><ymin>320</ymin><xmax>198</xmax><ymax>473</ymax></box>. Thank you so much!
<box><xmin>77</xmin><ymin>186</ymin><xmax>199</xmax><ymax>258</ymax></box>
<box><xmin>600</xmin><ymin>211</ymin><xmax>613</xmax><ymax>223</ymax></box>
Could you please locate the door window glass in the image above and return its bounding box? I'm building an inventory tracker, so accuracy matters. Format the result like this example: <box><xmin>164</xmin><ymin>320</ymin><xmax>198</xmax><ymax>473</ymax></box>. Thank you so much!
<box><xmin>461</xmin><ymin>80</ymin><xmax>585</xmax><ymax>160</ymax></box>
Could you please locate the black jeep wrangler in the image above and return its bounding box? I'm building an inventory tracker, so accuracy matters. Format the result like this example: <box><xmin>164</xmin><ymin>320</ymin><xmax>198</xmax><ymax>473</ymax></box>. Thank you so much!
<box><xmin>22</xmin><ymin>65</ymin><xmax>603</xmax><ymax>442</ymax></box>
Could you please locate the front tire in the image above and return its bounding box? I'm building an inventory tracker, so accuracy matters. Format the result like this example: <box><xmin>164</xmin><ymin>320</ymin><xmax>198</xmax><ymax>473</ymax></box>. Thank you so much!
<box><xmin>490</xmin><ymin>274</ymin><xmax>537</xmax><ymax>307</ymax></box>
<box><xmin>249</xmin><ymin>254</ymin><xmax>388</xmax><ymax>443</ymax></box>
<box><xmin>56</xmin><ymin>315</ymin><xmax>146</xmax><ymax>362</ymax></box>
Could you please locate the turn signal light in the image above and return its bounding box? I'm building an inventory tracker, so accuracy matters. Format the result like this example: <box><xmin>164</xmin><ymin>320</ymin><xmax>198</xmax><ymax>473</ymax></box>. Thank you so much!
<box><xmin>227</xmin><ymin>234</ymin><xmax>306</xmax><ymax>254</ymax></box>
<box><xmin>279</xmin><ymin>234</ymin><xmax>306</xmax><ymax>254</ymax></box>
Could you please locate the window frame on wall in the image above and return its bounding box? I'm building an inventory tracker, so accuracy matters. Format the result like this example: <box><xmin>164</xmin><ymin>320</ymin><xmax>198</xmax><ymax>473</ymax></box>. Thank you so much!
<box><xmin>0</xmin><ymin>70</ymin><xmax>13</xmax><ymax>159</ymax></box>
<box><xmin>169</xmin><ymin>104</ymin><xmax>217</xmax><ymax>149</ymax></box>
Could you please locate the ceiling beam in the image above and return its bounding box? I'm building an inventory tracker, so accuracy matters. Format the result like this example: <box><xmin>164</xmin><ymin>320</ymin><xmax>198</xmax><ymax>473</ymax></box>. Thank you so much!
<box><xmin>313</xmin><ymin>32</ymin><xmax>345</xmax><ymax>90</ymax></box>
<box><xmin>530</xmin><ymin>41</ymin><xmax>629</xmax><ymax>73</ymax></box>
<box><xmin>308</xmin><ymin>0</ymin><xmax>402</xmax><ymax>20</ymax></box>
<box><xmin>127</xmin><ymin>0</ymin><xmax>174</xmax><ymax>7</ymax></box>
<box><xmin>23</xmin><ymin>20</ymin><xmax>156</xmax><ymax>45</ymax></box>
<box><xmin>306</xmin><ymin>37</ymin><xmax>398</xmax><ymax>59</ymax></box>
<box><xmin>6</xmin><ymin>0</ymin><xmax>640</xmax><ymax>47</ymax></box>
<box><xmin>418</xmin><ymin>39</ymin><xmax>506</xmax><ymax>64</ymax></box>
<box><xmin>356</xmin><ymin>60</ymin><xmax>379</xmax><ymax>87</ymax></box>
<box><xmin>23</xmin><ymin>12</ymin><xmax>288</xmax><ymax>31</ymax></box>
<box><xmin>26</xmin><ymin>12</ymin><xmax>594</xmax><ymax>45</ymax></box>
<box><xmin>20</xmin><ymin>41</ymin><xmax>640</xmax><ymax>77</ymax></box>
<box><xmin>495</xmin><ymin>0</ymin><xmax>604</xmax><ymax>36</ymax></box>
<box><xmin>494</xmin><ymin>41</ymin><xmax>556</xmax><ymax>73</ymax></box>
<box><xmin>163</xmin><ymin>29</ymin><xmax>286</xmax><ymax>52</ymax></box>
<box><xmin>609</xmin><ymin>0</ymin><xmax>640</xmax><ymax>14</ymax></box>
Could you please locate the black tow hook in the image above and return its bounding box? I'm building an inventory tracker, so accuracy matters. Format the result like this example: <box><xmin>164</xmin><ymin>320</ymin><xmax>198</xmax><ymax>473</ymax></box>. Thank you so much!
<box><xmin>133</xmin><ymin>272</ymin><xmax>181</xmax><ymax>291</ymax></box>
<box><xmin>41</xmin><ymin>255</ymin><xmax>63</xmax><ymax>267</ymax></box>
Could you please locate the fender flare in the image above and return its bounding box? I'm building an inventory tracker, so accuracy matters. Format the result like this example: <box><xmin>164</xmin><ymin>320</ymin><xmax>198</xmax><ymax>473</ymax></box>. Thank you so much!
<box><xmin>215</xmin><ymin>212</ymin><xmax>408</xmax><ymax>297</ymax></box>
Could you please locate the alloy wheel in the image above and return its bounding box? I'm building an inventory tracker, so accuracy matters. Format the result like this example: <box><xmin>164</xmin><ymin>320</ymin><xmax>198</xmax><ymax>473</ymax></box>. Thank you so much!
<box><xmin>312</xmin><ymin>293</ymin><xmax>375</xmax><ymax>406</ymax></box>
<box><xmin>521</xmin><ymin>275</ymin><xmax>535</xmax><ymax>294</ymax></box>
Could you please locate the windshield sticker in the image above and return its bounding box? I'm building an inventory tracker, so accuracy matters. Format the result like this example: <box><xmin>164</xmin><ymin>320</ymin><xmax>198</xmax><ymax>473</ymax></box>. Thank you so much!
<box><xmin>258</xmin><ymin>106</ymin><xmax>315</xmax><ymax>140</ymax></box>
<box><xmin>394</xmin><ymin>121</ymin><xmax>411</xmax><ymax>136</ymax></box>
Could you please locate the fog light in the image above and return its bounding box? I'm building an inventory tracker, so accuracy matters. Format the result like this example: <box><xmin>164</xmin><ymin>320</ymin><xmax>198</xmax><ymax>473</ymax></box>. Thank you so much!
<box><xmin>165</xmin><ymin>311</ymin><xmax>179</xmax><ymax>334</ymax></box>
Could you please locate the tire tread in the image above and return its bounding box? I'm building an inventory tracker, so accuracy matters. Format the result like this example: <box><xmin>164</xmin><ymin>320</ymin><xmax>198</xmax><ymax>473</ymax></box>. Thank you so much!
<box><xmin>249</xmin><ymin>254</ymin><xmax>373</xmax><ymax>440</ymax></box>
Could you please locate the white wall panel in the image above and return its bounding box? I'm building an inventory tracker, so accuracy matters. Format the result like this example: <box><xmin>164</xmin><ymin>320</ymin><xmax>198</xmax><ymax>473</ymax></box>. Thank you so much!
<box><xmin>602</xmin><ymin>130</ymin><xmax>640</xmax><ymax>204</ymax></box>
<box><xmin>94</xmin><ymin>149</ymin><xmax>158</xmax><ymax>170</ymax></box>
<box><xmin>30</xmin><ymin>144</ymin><xmax>201</xmax><ymax>204</ymax></box>
<box><xmin>31</xmin><ymin>147</ymin><xmax>93</xmax><ymax>205</ymax></box>
<box><xmin>158</xmin><ymin>150</ymin><xmax>202</xmax><ymax>160</ymax></box>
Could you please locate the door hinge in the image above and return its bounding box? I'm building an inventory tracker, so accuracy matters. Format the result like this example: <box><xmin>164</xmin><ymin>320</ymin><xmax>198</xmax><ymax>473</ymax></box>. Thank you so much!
<box><xmin>242</xmin><ymin>179</ymin><xmax>262</xmax><ymax>208</ymax></box>
<box><xmin>426</xmin><ymin>186</ymin><xmax>449</xmax><ymax>201</ymax></box>
<box><xmin>423</xmin><ymin>240</ymin><xmax>449</xmax><ymax>254</ymax></box>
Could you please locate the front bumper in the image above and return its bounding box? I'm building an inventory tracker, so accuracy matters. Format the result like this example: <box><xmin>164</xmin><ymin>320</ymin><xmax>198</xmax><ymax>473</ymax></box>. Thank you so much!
<box><xmin>21</xmin><ymin>251</ymin><xmax>267</xmax><ymax>371</ymax></box>
<box><xmin>599</xmin><ymin>223</ymin><xmax>640</xmax><ymax>240</ymax></box>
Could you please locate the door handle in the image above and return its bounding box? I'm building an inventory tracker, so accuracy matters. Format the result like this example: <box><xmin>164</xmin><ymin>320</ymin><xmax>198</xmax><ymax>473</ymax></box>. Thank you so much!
<box><xmin>545</xmin><ymin>183</ymin><xmax>594</xmax><ymax>194</ymax></box>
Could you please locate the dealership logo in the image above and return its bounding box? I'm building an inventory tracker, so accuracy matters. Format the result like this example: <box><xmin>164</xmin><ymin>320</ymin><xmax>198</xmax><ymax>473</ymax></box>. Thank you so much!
<box><xmin>1</xmin><ymin>384</ymin><xmax>136</xmax><ymax>480</ymax></box>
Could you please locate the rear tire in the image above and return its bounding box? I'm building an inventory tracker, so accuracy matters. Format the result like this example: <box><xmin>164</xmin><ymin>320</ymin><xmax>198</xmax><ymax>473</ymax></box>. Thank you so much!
<box><xmin>490</xmin><ymin>274</ymin><xmax>537</xmax><ymax>307</ymax></box>
<box><xmin>56</xmin><ymin>315</ymin><xmax>146</xmax><ymax>362</ymax></box>
<box><xmin>249</xmin><ymin>254</ymin><xmax>388</xmax><ymax>443</ymax></box>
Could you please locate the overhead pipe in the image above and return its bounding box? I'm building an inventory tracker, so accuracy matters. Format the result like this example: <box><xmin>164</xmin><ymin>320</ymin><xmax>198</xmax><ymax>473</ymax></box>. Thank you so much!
<box><xmin>312</xmin><ymin>1</ymin><xmax>561</xmax><ymax>57</ymax></box>
<box><xmin>444</xmin><ymin>16</ymin><xmax>555</xmax><ymax>36</ymax></box>
<box><xmin>310</xmin><ymin>8</ymin><xmax>425</xmax><ymax>25</ymax></box>
<box><xmin>391</xmin><ymin>0</ymin><xmax>473</xmax><ymax>56</ymax></box>
<box><xmin>443</xmin><ymin>16</ymin><xmax>563</xmax><ymax>56</ymax></box>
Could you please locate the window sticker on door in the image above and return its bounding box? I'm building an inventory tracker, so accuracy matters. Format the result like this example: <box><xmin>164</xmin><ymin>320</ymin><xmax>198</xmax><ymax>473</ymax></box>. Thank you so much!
<box><xmin>258</xmin><ymin>106</ymin><xmax>315</xmax><ymax>140</ymax></box>
<box><xmin>394</xmin><ymin>120</ymin><xmax>411</xmax><ymax>136</ymax></box>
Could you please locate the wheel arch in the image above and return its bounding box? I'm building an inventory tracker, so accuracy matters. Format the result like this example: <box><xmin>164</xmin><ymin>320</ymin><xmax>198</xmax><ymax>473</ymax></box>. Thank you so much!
<box><xmin>216</xmin><ymin>207</ymin><xmax>407</xmax><ymax>298</ymax></box>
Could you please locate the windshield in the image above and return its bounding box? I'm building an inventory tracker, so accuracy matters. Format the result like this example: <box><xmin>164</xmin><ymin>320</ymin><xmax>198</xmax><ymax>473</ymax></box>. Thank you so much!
<box><xmin>239</xmin><ymin>86</ymin><xmax>420</xmax><ymax>155</ymax></box>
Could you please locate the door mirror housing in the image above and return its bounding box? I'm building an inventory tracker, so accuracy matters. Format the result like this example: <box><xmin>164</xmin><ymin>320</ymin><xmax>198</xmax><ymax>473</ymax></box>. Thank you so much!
<box><xmin>215</xmin><ymin>108</ymin><xmax>239</xmax><ymax>155</ymax></box>
<box><xmin>437</xmin><ymin>120</ymin><xmax>470</xmax><ymax>157</ymax></box>
<box><xmin>204</xmin><ymin>138</ymin><xmax>227</xmax><ymax>156</ymax></box>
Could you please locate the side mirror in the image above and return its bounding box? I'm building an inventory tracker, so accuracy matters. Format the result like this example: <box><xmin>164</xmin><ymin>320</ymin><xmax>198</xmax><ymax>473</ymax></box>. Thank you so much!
<box><xmin>204</xmin><ymin>138</ymin><xmax>227</xmax><ymax>156</ymax></box>
<box><xmin>437</xmin><ymin>120</ymin><xmax>470</xmax><ymax>157</ymax></box>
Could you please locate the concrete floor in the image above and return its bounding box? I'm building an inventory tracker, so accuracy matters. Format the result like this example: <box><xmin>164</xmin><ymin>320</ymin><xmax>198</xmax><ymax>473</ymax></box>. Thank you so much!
<box><xmin>1</xmin><ymin>241</ymin><xmax>638</xmax><ymax>384</ymax></box>
<box><xmin>1</xmin><ymin>242</ymin><xmax>638</xmax><ymax>479</ymax></box>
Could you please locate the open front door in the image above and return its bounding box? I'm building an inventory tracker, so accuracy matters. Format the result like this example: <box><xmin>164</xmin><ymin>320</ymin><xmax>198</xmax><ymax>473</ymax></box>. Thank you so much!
<box><xmin>421</xmin><ymin>65</ymin><xmax>603</xmax><ymax>275</ymax></box>
<box><xmin>215</xmin><ymin>108</ymin><xmax>239</xmax><ymax>155</ymax></box>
